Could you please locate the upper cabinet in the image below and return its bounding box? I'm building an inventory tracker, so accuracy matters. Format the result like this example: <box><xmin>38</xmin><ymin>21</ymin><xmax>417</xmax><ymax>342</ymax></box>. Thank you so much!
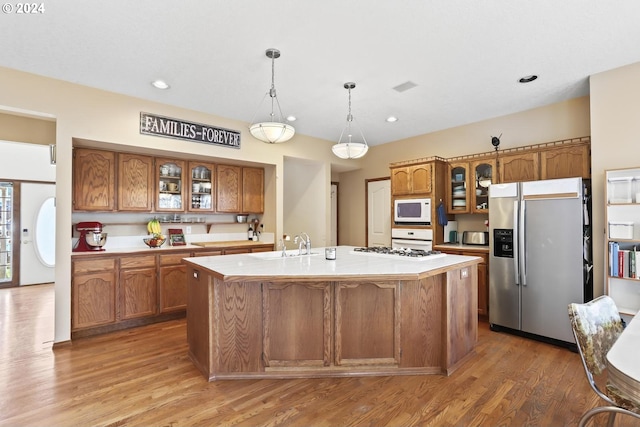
<box><xmin>447</xmin><ymin>162</ymin><xmax>469</xmax><ymax>214</ymax></box>
<box><xmin>156</xmin><ymin>159</ymin><xmax>185</xmax><ymax>212</ymax></box>
<box><xmin>471</xmin><ymin>159</ymin><xmax>495</xmax><ymax>213</ymax></box>
<box><xmin>498</xmin><ymin>151</ymin><xmax>539</xmax><ymax>184</ymax></box>
<box><xmin>447</xmin><ymin>159</ymin><xmax>496</xmax><ymax>214</ymax></box>
<box><xmin>73</xmin><ymin>148</ymin><xmax>116</xmax><ymax>211</ymax></box>
<box><xmin>216</xmin><ymin>164</ymin><xmax>242</xmax><ymax>213</ymax></box>
<box><xmin>216</xmin><ymin>165</ymin><xmax>264</xmax><ymax>214</ymax></box>
<box><xmin>117</xmin><ymin>153</ymin><xmax>153</xmax><ymax>211</ymax></box>
<box><xmin>390</xmin><ymin>163</ymin><xmax>432</xmax><ymax>196</ymax></box>
<box><xmin>540</xmin><ymin>143</ymin><xmax>590</xmax><ymax>180</ymax></box>
<box><xmin>242</xmin><ymin>167</ymin><xmax>265</xmax><ymax>214</ymax></box>
<box><xmin>498</xmin><ymin>141</ymin><xmax>590</xmax><ymax>184</ymax></box>
<box><xmin>188</xmin><ymin>162</ymin><xmax>214</xmax><ymax>212</ymax></box>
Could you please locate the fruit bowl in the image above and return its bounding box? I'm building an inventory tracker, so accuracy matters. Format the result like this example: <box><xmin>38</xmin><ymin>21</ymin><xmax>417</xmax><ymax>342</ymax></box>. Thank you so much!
<box><xmin>143</xmin><ymin>236</ymin><xmax>166</xmax><ymax>248</ymax></box>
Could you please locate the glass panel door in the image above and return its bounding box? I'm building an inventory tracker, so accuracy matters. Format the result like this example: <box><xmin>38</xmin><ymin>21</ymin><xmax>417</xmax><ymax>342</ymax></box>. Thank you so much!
<box><xmin>0</xmin><ymin>183</ymin><xmax>13</xmax><ymax>284</ymax></box>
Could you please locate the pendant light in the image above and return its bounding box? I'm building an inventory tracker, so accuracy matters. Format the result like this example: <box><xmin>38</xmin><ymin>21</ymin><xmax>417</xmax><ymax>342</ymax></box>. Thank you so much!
<box><xmin>249</xmin><ymin>48</ymin><xmax>295</xmax><ymax>144</ymax></box>
<box><xmin>332</xmin><ymin>82</ymin><xmax>368</xmax><ymax>159</ymax></box>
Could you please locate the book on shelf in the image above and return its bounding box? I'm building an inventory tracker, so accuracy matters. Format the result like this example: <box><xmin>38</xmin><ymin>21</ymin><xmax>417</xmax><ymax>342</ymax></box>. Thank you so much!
<box><xmin>609</xmin><ymin>243</ymin><xmax>639</xmax><ymax>279</ymax></box>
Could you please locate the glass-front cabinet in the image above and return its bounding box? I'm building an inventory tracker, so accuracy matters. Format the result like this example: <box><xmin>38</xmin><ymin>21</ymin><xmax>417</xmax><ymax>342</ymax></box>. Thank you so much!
<box><xmin>188</xmin><ymin>162</ymin><xmax>214</xmax><ymax>212</ymax></box>
<box><xmin>448</xmin><ymin>162</ymin><xmax>469</xmax><ymax>214</ymax></box>
<box><xmin>471</xmin><ymin>159</ymin><xmax>495</xmax><ymax>213</ymax></box>
<box><xmin>0</xmin><ymin>183</ymin><xmax>13</xmax><ymax>284</ymax></box>
<box><xmin>156</xmin><ymin>159</ymin><xmax>185</xmax><ymax>212</ymax></box>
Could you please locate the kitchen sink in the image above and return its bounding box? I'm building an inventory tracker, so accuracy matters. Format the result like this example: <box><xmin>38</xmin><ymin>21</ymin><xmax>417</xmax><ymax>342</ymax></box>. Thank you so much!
<box><xmin>248</xmin><ymin>250</ymin><xmax>321</xmax><ymax>260</ymax></box>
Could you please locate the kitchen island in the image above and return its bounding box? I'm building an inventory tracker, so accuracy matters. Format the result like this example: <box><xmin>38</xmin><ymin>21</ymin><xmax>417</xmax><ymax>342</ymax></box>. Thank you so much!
<box><xmin>184</xmin><ymin>246</ymin><xmax>481</xmax><ymax>381</ymax></box>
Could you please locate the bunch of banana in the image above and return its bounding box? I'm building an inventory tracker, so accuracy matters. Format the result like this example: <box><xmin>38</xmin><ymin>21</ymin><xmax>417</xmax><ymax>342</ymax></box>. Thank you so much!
<box><xmin>147</xmin><ymin>218</ymin><xmax>162</xmax><ymax>236</ymax></box>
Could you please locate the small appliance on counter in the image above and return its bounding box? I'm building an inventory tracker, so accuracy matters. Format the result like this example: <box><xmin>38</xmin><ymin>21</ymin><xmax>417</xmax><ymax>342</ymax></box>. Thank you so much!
<box><xmin>462</xmin><ymin>231</ymin><xmax>489</xmax><ymax>246</ymax></box>
<box><xmin>73</xmin><ymin>221</ymin><xmax>108</xmax><ymax>252</ymax></box>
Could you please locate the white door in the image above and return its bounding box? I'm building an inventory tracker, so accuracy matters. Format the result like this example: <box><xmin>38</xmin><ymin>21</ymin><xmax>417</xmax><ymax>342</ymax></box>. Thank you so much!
<box><xmin>20</xmin><ymin>183</ymin><xmax>56</xmax><ymax>285</ymax></box>
<box><xmin>367</xmin><ymin>179</ymin><xmax>391</xmax><ymax>247</ymax></box>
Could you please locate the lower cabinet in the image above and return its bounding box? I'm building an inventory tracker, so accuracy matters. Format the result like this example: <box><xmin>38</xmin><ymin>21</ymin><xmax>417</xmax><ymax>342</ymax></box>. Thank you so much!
<box><xmin>72</xmin><ymin>258</ymin><xmax>117</xmax><ymax>330</ymax></box>
<box><xmin>159</xmin><ymin>253</ymin><xmax>188</xmax><ymax>313</ymax></box>
<box><xmin>72</xmin><ymin>244</ymin><xmax>275</xmax><ymax>338</ymax></box>
<box><xmin>262</xmin><ymin>281</ymin><xmax>332</xmax><ymax>368</ymax></box>
<box><xmin>436</xmin><ymin>247</ymin><xmax>489</xmax><ymax>316</ymax></box>
<box><xmin>120</xmin><ymin>255</ymin><xmax>157</xmax><ymax>320</ymax></box>
<box><xmin>335</xmin><ymin>281</ymin><xmax>399</xmax><ymax>366</ymax></box>
<box><xmin>262</xmin><ymin>280</ymin><xmax>398</xmax><ymax>369</ymax></box>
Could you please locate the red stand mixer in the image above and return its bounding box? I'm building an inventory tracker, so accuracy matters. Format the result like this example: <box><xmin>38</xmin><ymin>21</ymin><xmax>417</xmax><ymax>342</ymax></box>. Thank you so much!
<box><xmin>73</xmin><ymin>221</ymin><xmax>108</xmax><ymax>252</ymax></box>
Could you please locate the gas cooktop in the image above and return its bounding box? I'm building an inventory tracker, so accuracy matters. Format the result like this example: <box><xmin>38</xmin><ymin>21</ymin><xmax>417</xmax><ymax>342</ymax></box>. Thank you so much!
<box><xmin>350</xmin><ymin>247</ymin><xmax>446</xmax><ymax>261</ymax></box>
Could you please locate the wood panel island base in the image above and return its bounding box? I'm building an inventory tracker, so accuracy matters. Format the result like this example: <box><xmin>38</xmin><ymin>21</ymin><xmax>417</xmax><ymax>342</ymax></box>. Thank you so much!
<box><xmin>184</xmin><ymin>246</ymin><xmax>481</xmax><ymax>381</ymax></box>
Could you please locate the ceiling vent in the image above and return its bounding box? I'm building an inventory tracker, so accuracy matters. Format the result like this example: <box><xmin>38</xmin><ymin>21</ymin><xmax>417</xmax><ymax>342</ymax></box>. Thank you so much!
<box><xmin>393</xmin><ymin>81</ymin><xmax>418</xmax><ymax>93</ymax></box>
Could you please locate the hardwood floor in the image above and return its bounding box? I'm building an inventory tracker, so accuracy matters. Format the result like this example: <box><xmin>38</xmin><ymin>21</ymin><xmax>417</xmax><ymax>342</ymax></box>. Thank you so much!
<box><xmin>1</xmin><ymin>283</ymin><xmax>636</xmax><ymax>427</ymax></box>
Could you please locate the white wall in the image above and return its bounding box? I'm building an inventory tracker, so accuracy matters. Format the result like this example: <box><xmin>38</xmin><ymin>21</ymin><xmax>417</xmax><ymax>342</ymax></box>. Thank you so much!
<box><xmin>0</xmin><ymin>140</ymin><xmax>56</xmax><ymax>182</ymax></box>
<box><xmin>590</xmin><ymin>61</ymin><xmax>640</xmax><ymax>298</ymax></box>
<box><xmin>283</xmin><ymin>156</ymin><xmax>329</xmax><ymax>248</ymax></box>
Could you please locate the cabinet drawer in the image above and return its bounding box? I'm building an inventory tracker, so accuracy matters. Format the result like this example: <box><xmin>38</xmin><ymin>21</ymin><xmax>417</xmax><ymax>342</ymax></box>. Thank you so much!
<box><xmin>120</xmin><ymin>255</ymin><xmax>156</xmax><ymax>269</ymax></box>
<box><xmin>194</xmin><ymin>250</ymin><xmax>223</xmax><ymax>257</ymax></box>
<box><xmin>160</xmin><ymin>252</ymin><xmax>191</xmax><ymax>266</ymax></box>
<box><xmin>251</xmin><ymin>245</ymin><xmax>275</xmax><ymax>253</ymax></box>
<box><xmin>224</xmin><ymin>248</ymin><xmax>251</xmax><ymax>255</ymax></box>
<box><xmin>462</xmin><ymin>252</ymin><xmax>488</xmax><ymax>264</ymax></box>
<box><xmin>73</xmin><ymin>257</ymin><xmax>116</xmax><ymax>274</ymax></box>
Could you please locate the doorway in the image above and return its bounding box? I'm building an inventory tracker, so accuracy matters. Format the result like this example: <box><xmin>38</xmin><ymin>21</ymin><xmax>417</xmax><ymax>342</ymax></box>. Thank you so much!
<box><xmin>366</xmin><ymin>178</ymin><xmax>391</xmax><ymax>247</ymax></box>
<box><xmin>20</xmin><ymin>183</ymin><xmax>56</xmax><ymax>285</ymax></box>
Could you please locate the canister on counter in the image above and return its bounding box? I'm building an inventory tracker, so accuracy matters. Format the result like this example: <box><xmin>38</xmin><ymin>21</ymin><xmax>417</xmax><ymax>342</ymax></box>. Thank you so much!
<box><xmin>325</xmin><ymin>247</ymin><xmax>336</xmax><ymax>260</ymax></box>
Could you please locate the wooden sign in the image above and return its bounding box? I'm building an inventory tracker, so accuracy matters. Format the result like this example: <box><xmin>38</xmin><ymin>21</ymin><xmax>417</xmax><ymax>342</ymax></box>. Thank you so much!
<box><xmin>140</xmin><ymin>112</ymin><xmax>241</xmax><ymax>149</ymax></box>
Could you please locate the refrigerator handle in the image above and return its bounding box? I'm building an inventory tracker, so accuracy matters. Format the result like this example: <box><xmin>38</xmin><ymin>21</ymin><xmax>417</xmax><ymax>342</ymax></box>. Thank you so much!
<box><xmin>513</xmin><ymin>200</ymin><xmax>520</xmax><ymax>285</ymax></box>
<box><xmin>520</xmin><ymin>199</ymin><xmax>527</xmax><ymax>286</ymax></box>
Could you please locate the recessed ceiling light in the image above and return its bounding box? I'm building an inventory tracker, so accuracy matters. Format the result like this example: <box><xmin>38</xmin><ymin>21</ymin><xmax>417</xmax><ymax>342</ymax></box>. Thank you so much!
<box><xmin>386</xmin><ymin>116</ymin><xmax>398</xmax><ymax>123</ymax></box>
<box><xmin>286</xmin><ymin>115</ymin><xmax>297</xmax><ymax>122</ymax></box>
<box><xmin>518</xmin><ymin>75</ymin><xmax>538</xmax><ymax>84</ymax></box>
<box><xmin>151</xmin><ymin>80</ymin><xmax>170</xmax><ymax>89</ymax></box>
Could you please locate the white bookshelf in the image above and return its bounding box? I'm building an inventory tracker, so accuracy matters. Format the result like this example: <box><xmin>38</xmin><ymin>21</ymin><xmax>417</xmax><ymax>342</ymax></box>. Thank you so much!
<box><xmin>605</xmin><ymin>167</ymin><xmax>640</xmax><ymax>316</ymax></box>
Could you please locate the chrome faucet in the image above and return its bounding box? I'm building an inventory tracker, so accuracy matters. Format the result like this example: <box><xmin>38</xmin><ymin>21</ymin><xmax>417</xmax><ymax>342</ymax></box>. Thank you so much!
<box><xmin>279</xmin><ymin>234</ymin><xmax>291</xmax><ymax>257</ymax></box>
<box><xmin>294</xmin><ymin>233</ymin><xmax>311</xmax><ymax>255</ymax></box>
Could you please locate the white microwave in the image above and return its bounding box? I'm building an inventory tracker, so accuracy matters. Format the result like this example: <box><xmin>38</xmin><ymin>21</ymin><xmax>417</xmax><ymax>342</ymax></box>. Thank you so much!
<box><xmin>394</xmin><ymin>198</ymin><xmax>432</xmax><ymax>225</ymax></box>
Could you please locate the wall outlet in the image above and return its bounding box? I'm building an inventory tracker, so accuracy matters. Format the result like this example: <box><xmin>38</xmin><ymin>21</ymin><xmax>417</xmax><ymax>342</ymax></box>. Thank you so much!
<box><xmin>186</xmin><ymin>226</ymin><xmax>192</xmax><ymax>234</ymax></box>
<box><xmin>460</xmin><ymin>268</ymin><xmax>469</xmax><ymax>279</ymax></box>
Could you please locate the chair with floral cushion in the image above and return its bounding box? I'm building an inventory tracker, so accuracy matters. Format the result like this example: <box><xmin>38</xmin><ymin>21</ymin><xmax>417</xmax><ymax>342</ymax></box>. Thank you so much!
<box><xmin>568</xmin><ymin>295</ymin><xmax>640</xmax><ymax>427</ymax></box>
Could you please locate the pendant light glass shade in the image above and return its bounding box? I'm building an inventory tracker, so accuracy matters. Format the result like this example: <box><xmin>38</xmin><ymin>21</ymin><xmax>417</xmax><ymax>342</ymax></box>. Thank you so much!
<box><xmin>249</xmin><ymin>48</ymin><xmax>295</xmax><ymax>144</ymax></box>
<box><xmin>332</xmin><ymin>82</ymin><xmax>368</xmax><ymax>159</ymax></box>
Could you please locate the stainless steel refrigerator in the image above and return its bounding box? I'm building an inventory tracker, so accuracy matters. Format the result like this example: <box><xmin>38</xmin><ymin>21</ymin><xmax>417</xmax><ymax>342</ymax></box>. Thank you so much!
<box><xmin>489</xmin><ymin>177</ymin><xmax>592</xmax><ymax>345</ymax></box>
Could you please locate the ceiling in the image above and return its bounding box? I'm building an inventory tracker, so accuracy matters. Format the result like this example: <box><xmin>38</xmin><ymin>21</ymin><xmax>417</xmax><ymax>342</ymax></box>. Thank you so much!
<box><xmin>2</xmin><ymin>1</ymin><xmax>640</xmax><ymax>147</ymax></box>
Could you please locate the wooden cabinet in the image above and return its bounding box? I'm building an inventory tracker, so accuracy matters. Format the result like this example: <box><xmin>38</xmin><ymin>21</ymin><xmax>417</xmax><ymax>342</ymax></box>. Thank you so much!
<box><xmin>471</xmin><ymin>159</ymin><xmax>495</xmax><ymax>214</ymax></box>
<box><xmin>159</xmin><ymin>253</ymin><xmax>189</xmax><ymax>313</ymax></box>
<box><xmin>262</xmin><ymin>281</ymin><xmax>332</xmax><ymax>368</ymax></box>
<box><xmin>498</xmin><ymin>152</ymin><xmax>539</xmax><ymax>183</ymax></box>
<box><xmin>335</xmin><ymin>281</ymin><xmax>399</xmax><ymax>367</ymax></box>
<box><xmin>447</xmin><ymin>159</ymin><xmax>495</xmax><ymax>214</ymax></box>
<box><xmin>540</xmin><ymin>143</ymin><xmax>590</xmax><ymax>180</ymax></box>
<box><xmin>156</xmin><ymin>158</ymin><xmax>185</xmax><ymax>211</ymax></box>
<box><xmin>72</xmin><ymin>257</ymin><xmax>117</xmax><ymax>330</ymax></box>
<box><xmin>119</xmin><ymin>255</ymin><xmax>157</xmax><ymax>320</ymax></box>
<box><xmin>187</xmin><ymin>161</ymin><xmax>214</xmax><ymax>212</ymax></box>
<box><xmin>216</xmin><ymin>164</ymin><xmax>265</xmax><ymax>213</ymax></box>
<box><xmin>73</xmin><ymin>148</ymin><xmax>116</xmax><ymax>211</ymax></box>
<box><xmin>216</xmin><ymin>164</ymin><xmax>241</xmax><ymax>213</ymax></box>
<box><xmin>391</xmin><ymin>163</ymin><xmax>432</xmax><ymax>196</ymax></box>
<box><xmin>435</xmin><ymin>247</ymin><xmax>489</xmax><ymax>316</ymax></box>
<box><xmin>242</xmin><ymin>167</ymin><xmax>264</xmax><ymax>213</ymax></box>
<box><xmin>117</xmin><ymin>153</ymin><xmax>154</xmax><ymax>211</ymax></box>
<box><xmin>605</xmin><ymin>167</ymin><xmax>640</xmax><ymax>317</ymax></box>
<box><xmin>447</xmin><ymin>162</ymin><xmax>470</xmax><ymax>214</ymax></box>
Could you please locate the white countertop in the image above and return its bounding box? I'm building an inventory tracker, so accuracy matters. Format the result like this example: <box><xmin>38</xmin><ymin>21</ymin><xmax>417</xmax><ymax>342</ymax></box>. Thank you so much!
<box><xmin>607</xmin><ymin>313</ymin><xmax>640</xmax><ymax>399</ymax></box>
<box><xmin>184</xmin><ymin>245</ymin><xmax>481</xmax><ymax>279</ymax></box>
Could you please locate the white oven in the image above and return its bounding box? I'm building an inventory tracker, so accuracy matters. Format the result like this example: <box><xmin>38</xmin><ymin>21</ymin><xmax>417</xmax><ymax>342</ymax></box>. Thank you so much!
<box><xmin>394</xmin><ymin>198</ymin><xmax>431</xmax><ymax>225</ymax></box>
<box><xmin>391</xmin><ymin>228</ymin><xmax>433</xmax><ymax>251</ymax></box>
